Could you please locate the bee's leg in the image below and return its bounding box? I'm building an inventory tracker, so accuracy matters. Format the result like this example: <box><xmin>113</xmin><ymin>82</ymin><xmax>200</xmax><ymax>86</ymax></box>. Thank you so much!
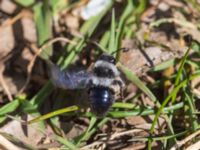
<box><xmin>111</xmin><ymin>78</ymin><xmax>125</xmax><ymax>99</ymax></box>
<box><xmin>118</xmin><ymin>79</ymin><xmax>125</xmax><ymax>99</ymax></box>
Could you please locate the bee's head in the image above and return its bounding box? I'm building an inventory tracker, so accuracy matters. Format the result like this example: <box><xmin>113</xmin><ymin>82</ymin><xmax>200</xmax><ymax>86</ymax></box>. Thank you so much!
<box><xmin>98</xmin><ymin>54</ymin><xmax>116</xmax><ymax>64</ymax></box>
<box><xmin>95</xmin><ymin>53</ymin><xmax>119</xmax><ymax>78</ymax></box>
<box><xmin>97</xmin><ymin>48</ymin><xmax>129</xmax><ymax>64</ymax></box>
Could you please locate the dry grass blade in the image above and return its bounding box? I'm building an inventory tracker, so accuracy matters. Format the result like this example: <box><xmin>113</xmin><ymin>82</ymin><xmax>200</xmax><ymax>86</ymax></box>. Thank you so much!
<box><xmin>170</xmin><ymin>129</ymin><xmax>200</xmax><ymax>150</ymax></box>
<box><xmin>186</xmin><ymin>140</ymin><xmax>200</xmax><ymax>150</ymax></box>
<box><xmin>40</xmin><ymin>37</ymin><xmax>77</xmax><ymax>51</ymax></box>
<box><xmin>0</xmin><ymin>64</ymin><xmax>13</xmax><ymax>101</ymax></box>
<box><xmin>150</xmin><ymin>18</ymin><xmax>197</xmax><ymax>29</ymax></box>
<box><xmin>0</xmin><ymin>134</ymin><xmax>21</xmax><ymax>150</ymax></box>
<box><xmin>110</xmin><ymin>129</ymin><xmax>145</xmax><ymax>140</ymax></box>
<box><xmin>80</xmin><ymin>141</ymin><xmax>103</xmax><ymax>150</ymax></box>
<box><xmin>80</xmin><ymin>129</ymin><xmax>145</xmax><ymax>150</ymax></box>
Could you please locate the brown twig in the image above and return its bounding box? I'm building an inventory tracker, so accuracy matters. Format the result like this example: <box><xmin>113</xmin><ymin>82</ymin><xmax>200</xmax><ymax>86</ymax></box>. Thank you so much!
<box><xmin>0</xmin><ymin>10</ymin><xmax>32</xmax><ymax>31</ymax></box>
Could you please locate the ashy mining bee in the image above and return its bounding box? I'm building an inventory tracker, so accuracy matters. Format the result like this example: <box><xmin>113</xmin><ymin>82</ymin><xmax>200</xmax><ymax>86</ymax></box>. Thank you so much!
<box><xmin>49</xmin><ymin>50</ymin><xmax>126</xmax><ymax>117</ymax></box>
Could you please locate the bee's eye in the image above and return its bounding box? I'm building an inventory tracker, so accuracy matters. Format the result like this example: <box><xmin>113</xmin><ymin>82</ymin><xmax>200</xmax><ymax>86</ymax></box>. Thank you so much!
<box><xmin>99</xmin><ymin>54</ymin><xmax>116</xmax><ymax>64</ymax></box>
<box><xmin>110</xmin><ymin>57</ymin><xmax>116</xmax><ymax>64</ymax></box>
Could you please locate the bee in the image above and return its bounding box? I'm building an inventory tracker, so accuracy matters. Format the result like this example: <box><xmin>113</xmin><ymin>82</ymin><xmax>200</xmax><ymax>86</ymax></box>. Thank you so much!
<box><xmin>49</xmin><ymin>52</ymin><xmax>125</xmax><ymax>117</ymax></box>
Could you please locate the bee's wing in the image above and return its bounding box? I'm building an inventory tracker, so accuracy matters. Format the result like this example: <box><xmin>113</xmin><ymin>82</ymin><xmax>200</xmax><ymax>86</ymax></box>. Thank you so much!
<box><xmin>48</xmin><ymin>61</ymin><xmax>91</xmax><ymax>89</ymax></box>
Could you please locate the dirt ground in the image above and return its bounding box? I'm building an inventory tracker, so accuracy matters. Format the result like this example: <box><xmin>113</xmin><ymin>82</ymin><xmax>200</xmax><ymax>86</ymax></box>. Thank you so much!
<box><xmin>0</xmin><ymin>0</ymin><xmax>200</xmax><ymax>150</ymax></box>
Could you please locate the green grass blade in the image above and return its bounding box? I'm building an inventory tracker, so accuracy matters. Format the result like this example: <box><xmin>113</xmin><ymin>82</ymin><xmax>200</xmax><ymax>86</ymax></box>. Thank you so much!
<box><xmin>129</xmin><ymin>130</ymin><xmax>187</xmax><ymax>142</ymax></box>
<box><xmin>0</xmin><ymin>100</ymin><xmax>19</xmax><ymax>116</ymax></box>
<box><xmin>113</xmin><ymin>102</ymin><xmax>137</xmax><ymax>109</ymax></box>
<box><xmin>184</xmin><ymin>91</ymin><xmax>198</xmax><ymax>131</ymax></box>
<box><xmin>175</xmin><ymin>47</ymin><xmax>191</xmax><ymax>86</ymax></box>
<box><xmin>74</xmin><ymin>118</ymin><xmax>109</xmax><ymax>146</ymax></box>
<box><xmin>149</xmin><ymin>45</ymin><xmax>191</xmax><ymax>149</ymax></box>
<box><xmin>151</xmin><ymin>59</ymin><xmax>175</xmax><ymax>72</ymax></box>
<box><xmin>108</xmin><ymin>9</ymin><xmax>116</xmax><ymax>54</ymax></box>
<box><xmin>150</xmin><ymin>74</ymin><xmax>200</xmax><ymax>135</ymax></box>
<box><xmin>118</xmin><ymin>63</ymin><xmax>159</xmax><ymax>106</ymax></box>
<box><xmin>15</xmin><ymin>0</ymin><xmax>35</xmax><ymax>7</ymax></box>
<box><xmin>99</xmin><ymin>31</ymin><xmax>110</xmax><ymax>49</ymax></box>
<box><xmin>28</xmin><ymin>105</ymin><xmax>79</xmax><ymax>124</ymax></box>
<box><xmin>109</xmin><ymin>102</ymin><xmax>184</xmax><ymax>118</ymax></box>
<box><xmin>33</xmin><ymin>1</ymin><xmax>53</xmax><ymax>60</ymax></box>
<box><xmin>50</xmin><ymin>0</ymin><xmax>69</xmax><ymax>15</ymax></box>
<box><xmin>116</xmin><ymin>0</ymin><xmax>135</xmax><ymax>50</ymax></box>
<box><xmin>53</xmin><ymin>135</ymin><xmax>77</xmax><ymax>150</ymax></box>
<box><xmin>135</xmin><ymin>0</ymin><xmax>147</xmax><ymax>14</ymax></box>
<box><xmin>0</xmin><ymin>100</ymin><xmax>20</xmax><ymax>123</ymax></box>
<box><xmin>30</xmin><ymin>81</ymin><xmax>53</xmax><ymax>108</ymax></box>
<box><xmin>75</xmin><ymin>117</ymin><xmax>97</xmax><ymax>145</ymax></box>
<box><xmin>169</xmin><ymin>46</ymin><xmax>191</xmax><ymax>105</ymax></box>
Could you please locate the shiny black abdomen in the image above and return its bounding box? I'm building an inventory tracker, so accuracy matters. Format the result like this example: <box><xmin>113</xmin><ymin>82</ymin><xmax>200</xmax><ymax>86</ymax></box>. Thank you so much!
<box><xmin>89</xmin><ymin>87</ymin><xmax>114</xmax><ymax>117</ymax></box>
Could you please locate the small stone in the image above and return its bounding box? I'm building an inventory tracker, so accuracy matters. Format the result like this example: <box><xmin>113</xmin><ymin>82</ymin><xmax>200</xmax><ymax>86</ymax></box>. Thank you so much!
<box><xmin>21</xmin><ymin>17</ymin><xmax>37</xmax><ymax>43</ymax></box>
<box><xmin>0</xmin><ymin>0</ymin><xmax>17</xmax><ymax>15</ymax></box>
<box><xmin>0</xmin><ymin>26</ymin><xmax>15</xmax><ymax>59</ymax></box>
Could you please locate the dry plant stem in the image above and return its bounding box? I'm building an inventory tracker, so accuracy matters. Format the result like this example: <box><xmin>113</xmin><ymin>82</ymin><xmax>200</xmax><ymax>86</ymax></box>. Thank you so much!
<box><xmin>123</xmin><ymin>92</ymin><xmax>137</xmax><ymax>101</ymax></box>
<box><xmin>0</xmin><ymin>10</ymin><xmax>32</xmax><ymax>31</ymax></box>
<box><xmin>40</xmin><ymin>37</ymin><xmax>77</xmax><ymax>50</ymax></box>
<box><xmin>0</xmin><ymin>65</ymin><xmax>13</xmax><ymax>101</ymax></box>
<box><xmin>19</xmin><ymin>37</ymin><xmax>77</xmax><ymax>93</ymax></box>
<box><xmin>131</xmin><ymin>144</ymin><xmax>146</xmax><ymax>150</ymax></box>
<box><xmin>6</xmin><ymin>115</ymin><xmax>27</xmax><ymax>125</ymax></box>
<box><xmin>0</xmin><ymin>53</ymin><xmax>17</xmax><ymax>101</ymax></box>
<box><xmin>18</xmin><ymin>44</ymin><xmax>38</xmax><ymax>93</ymax></box>
<box><xmin>0</xmin><ymin>134</ymin><xmax>21</xmax><ymax>150</ymax></box>
<box><xmin>80</xmin><ymin>129</ymin><xmax>145</xmax><ymax>150</ymax></box>
<box><xmin>192</xmin><ymin>88</ymin><xmax>200</xmax><ymax>98</ymax></box>
<box><xmin>80</xmin><ymin>141</ymin><xmax>103</xmax><ymax>150</ymax></box>
<box><xmin>170</xmin><ymin>129</ymin><xmax>200</xmax><ymax>150</ymax></box>
<box><xmin>185</xmin><ymin>140</ymin><xmax>200</xmax><ymax>150</ymax></box>
<box><xmin>110</xmin><ymin>129</ymin><xmax>145</xmax><ymax>140</ymax></box>
<box><xmin>151</xmin><ymin>18</ymin><xmax>197</xmax><ymax>29</ymax></box>
<box><xmin>36</xmin><ymin>142</ymin><xmax>61</xmax><ymax>149</ymax></box>
<box><xmin>163</xmin><ymin>0</ymin><xmax>184</xmax><ymax>7</ymax></box>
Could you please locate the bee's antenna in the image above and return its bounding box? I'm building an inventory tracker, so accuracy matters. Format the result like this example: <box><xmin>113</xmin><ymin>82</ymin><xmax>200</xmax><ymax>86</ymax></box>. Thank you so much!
<box><xmin>111</xmin><ymin>47</ymin><xmax>129</xmax><ymax>55</ymax></box>
<box><xmin>89</xmin><ymin>40</ymin><xmax>107</xmax><ymax>53</ymax></box>
<box><xmin>82</xmin><ymin>36</ymin><xmax>129</xmax><ymax>55</ymax></box>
